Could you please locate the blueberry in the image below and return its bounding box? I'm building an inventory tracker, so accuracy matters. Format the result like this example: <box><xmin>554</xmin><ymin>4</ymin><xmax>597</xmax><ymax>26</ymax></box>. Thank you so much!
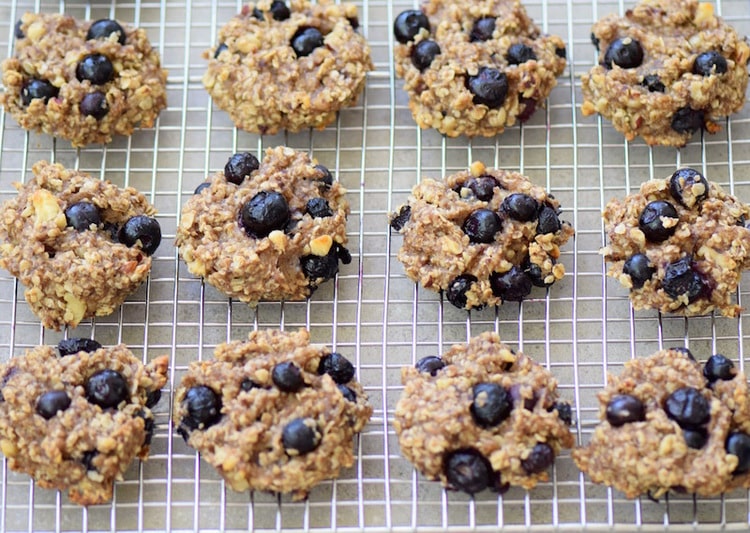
<box><xmin>291</xmin><ymin>27</ymin><xmax>324</xmax><ymax>58</ymax></box>
<box><xmin>65</xmin><ymin>202</ymin><xmax>101</xmax><ymax>232</ymax></box>
<box><xmin>669</xmin><ymin>168</ymin><xmax>708</xmax><ymax>208</ymax></box>
<box><xmin>306</xmin><ymin>198</ymin><xmax>333</xmax><ymax>218</ymax></box>
<box><xmin>36</xmin><ymin>390</ymin><xmax>71</xmax><ymax>419</ymax></box>
<box><xmin>670</xmin><ymin>346</ymin><xmax>696</xmax><ymax>361</ymax></box>
<box><xmin>446</xmin><ymin>274</ymin><xmax>478</xmax><ymax>309</ymax></box>
<box><xmin>590</xmin><ymin>32</ymin><xmax>600</xmax><ymax>51</ymax></box>
<box><xmin>240</xmin><ymin>378</ymin><xmax>260</xmax><ymax>392</ymax></box>
<box><xmin>80</xmin><ymin>91</ymin><xmax>108</xmax><ymax>119</ymax></box>
<box><xmin>521</xmin><ymin>443</ymin><xmax>554</xmax><ymax>474</ymax></box>
<box><xmin>671</xmin><ymin>107</ymin><xmax>704</xmax><ymax>134</ymax></box>
<box><xmin>224</xmin><ymin>152</ymin><xmax>260</xmax><ymax>185</ymax></box>
<box><xmin>86</xmin><ymin>369</ymin><xmax>129</xmax><ymax>409</ymax></box>
<box><xmin>252</xmin><ymin>8</ymin><xmax>264</xmax><ymax>20</ymax></box>
<box><xmin>87</xmin><ymin>19</ymin><xmax>126</xmax><ymax>45</ymax></box>
<box><xmin>555</xmin><ymin>46</ymin><xmax>566</xmax><ymax>58</ymax></box>
<box><xmin>516</xmin><ymin>97</ymin><xmax>538</xmax><ymax>123</ymax></box>
<box><xmin>693</xmin><ymin>51</ymin><xmax>728</xmax><ymax>76</ymax></box>
<box><xmin>606</xmin><ymin>394</ymin><xmax>645</xmax><ymax>426</ymax></box>
<box><xmin>394</xmin><ymin>9</ymin><xmax>430</xmax><ymax>44</ymax></box>
<box><xmin>603</xmin><ymin>37</ymin><xmax>644</xmax><ymax>69</ymax></box>
<box><xmin>21</xmin><ymin>79</ymin><xmax>58</xmax><ymax>106</ymax></box>
<box><xmin>489</xmin><ymin>266</ymin><xmax>532</xmax><ymax>302</ymax></box>
<box><xmin>444</xmin><ymin>448</ymin><xmax>492</xmax><ymax>494</ymax></box>
<box><xmin>466</xmin><ymin>67</ymin><xmax>508</xmax><ymax>109</ymax></box>
<box><xmin>664</xmin><ymin>387</ymin><xmax>710</xmax><ymax>430</ymax></box>
<box><xmin>119</xmin><ymin>215</ymin><xmax>162</xmax><ymax>255</ymax></box>
<box><xmin>524</xmin><ymin>259</ymin><xmax>553</xmax><ymax>288</ymax></box>
<box><xmin>14</xmin><ymin>20</ymin><xmax>23</xmax><ymax>39</ymax></box>
<box><xmin>465</xmin><ymin>176</ymin><xmax>499</xmax><ymax>201</ymax></box>
<box><xmin>390</xmin><ymin>205</ymin><xmax>411</xmax><ymax>231</ymax></box>
<box><xmin>507</xmin><ymin>43</ymin><xmax>536</xmax><ymax>65</ymax></box>
<box><xmin>272</xmin><ymin>362</ymin><xmax>305</xmax><ymax>392</ymax></box>
<box><xmin>282</xmin><ymin>418</ymin><xmax>320</xmax><ymax>455</ymax></box>
<box><xmin>662</xmin><ymin>256</ymin><xmax>705</xmax><ymax>303</ymax></box>
<box><xmin>638</xmin><ymin>200</ymin><xmax>678</xmax><ymax>242</ymax></box>
<box><xmin>683</xmin><ymin>428</ymin><xmax>708</xmax><ymax>449</ymax></box>
<box><xmin>411</xmin><ymin>39</ymin><xmax>440</xmax><ymax>71</ymax></box>
<box><xmin>471</xmin><ymin>383</ymin><xmax>512</xmax><ymax>427</ymax></box>
<box><xmin>623</xmin><ymin>253</ymin><xmax>654</xmax><ymax>289</ymax></box>
<box><xmin>509</xmin><ymin>383</ymin><xmax>537</xmax><ymax>411</ymax></box>
<box><xmin>462</xmin><ymin>209</ymin><xmax>501</xmax><ymax>243</ymax></box>
<box><xmin>338</xmin><ymin>385</ymin><xmax>357</xmax><ymax>402</ymax></box>
<box><xmin>194</xmin><ymin>182</ymin><xmax>211</xmax><ymax>195</ymax></box>
<box><xmin>314</xmin><ymin>164</ymin><xmax>334</xmax><ymax>187</ymax></box>
<box><xmin>415</xmin><ymin>356</ymin><xmax>445</xmax><ymax>376</ymax></box>
<box><xmin>139</xmin><ymin>411</ymin><xmax>155</xmax><ymax>445</ymax></box>
<box><xmin>318</xmin><ymin>353</ymin><xmax>355</xmax><ymax>384</ymax></box>
<box><xmin>726</xmin><ymin>432</ymin><xmax>750</xmax><ymax>474</ymax></box>
<box><xmin>348</xmin><ymin>17</ymin><xmax>360</xmax><ymax>30</ymax></box>
<box><xmin>57</xmin><ymin>338</ymin><xmax>102</xmax><ymax>357</ymax></box>
<box><xmin>81</xmin><ymin>450</ymin><xmax>98</xmax><ymax>471</ymax></box>
<box><xmin>641</xmin><ymin>74</ymin><xmax>665</xmax><ymax>92</ymax></box>
<box><xmin>502</xmin><ymin>193</ymin><xmax>539</xmax><ymax>222</ymax></box>
<box><xmin>269</xmin><ymin>1</ymin><xmax>291</xmax><ymax>21</ymax></box>
<box><xmin>301</xmin><ymin>247</ymin><xmax>339</xmax><ymax>282</ymax></box>
<box><xmin>536</xmin><ymin>205</ymin><xmax>561</xmax><ymax>234</ymax></box>
<box><xmin>704</xmin><ymin>354</ymin><xmax>735</xmax><ymax>382</ymax></box>
<box><xmin>76</xmin><ymin>54</ymin><xmax>115</xmax><ymax>85</ymax></box>
<box><xmin>337</xmin><ymin>244</ymin><xmax>352</xmax><ymax>265</ymax></box>
<box><xmin>240</xmin><ymin>191</ymin><xmax>290</xmax><ymax>238</ymax></box>
<box><xmin>468</xmin><ymin>16</ymin><xmax>495</xmax><ymax>42</ymax></box>
<box><xmin>214</xmin><ymin>43</ymin><xmax>228</xmax><ymax>59</ymax></box>
<box><xmin>145</xmin><ymin>389</ymin><xmax>162</xmax><ymax>409</ymax></box>
<box><xmin>551</xmin><ymin>401</ymin><xmax>573</xmax><ymax>425</ymax></box>
<box><xmin>182</xmin><ymin>385</ymin><xmax>222</xmax><ymax>431</ymax></box>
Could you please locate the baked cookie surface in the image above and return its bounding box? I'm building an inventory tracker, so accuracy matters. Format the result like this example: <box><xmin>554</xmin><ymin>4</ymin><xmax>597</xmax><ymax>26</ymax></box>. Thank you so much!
<box><xmin>390</xmin><ymin>161</ymin><xmax>574</xmax><ymax>310</ymax></box>
<box><xmin>204</xmin><ymin>0</ymin><xmax>371</xmax><ymax>134</ymax></box>
<box><xmin>393</xmin><ymin>0</ymin><xmax>566</xmax><ymax>137</ymax></box>
<box><xmin>173</xmin><ymin>328</ymin><xmax>372</xmax><ymax>500</ymax></box>
<box><xmin>0</xmin><ymin>340</ymin><xmax>168</xmax><ymax>506</ymax></box>
<box><xmin>581</xmin><ymin>0</ymin><xmax>750</xmax><ymax>147</ymax></box>
<box><xmin>0</xmin><ymin>161</ymin><xmax>162</xmax><ymax>330</ymax></box>
<box><xmin>602</xmin><ymin>168</ymin><xmax>750</xmax><ymax>317</ymax></box>
<box><xmin>2</xmin><ymin>13</ymin><xmax>167</xmax><ymax>147</ymax></box>
<box><xmin>394</xmin><ymin>332</ymin><xmax>574</xmax><ymax>494</ymax></box>
<box><xmin>176</xmin><ymin>146</ymin><xmax>351</xmax><ymax>304</ymax></box>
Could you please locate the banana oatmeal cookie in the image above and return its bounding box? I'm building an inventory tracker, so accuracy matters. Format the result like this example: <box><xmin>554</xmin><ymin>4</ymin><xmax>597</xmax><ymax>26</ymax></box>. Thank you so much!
<box><xmin>173</xmin><ymin>328</ymin><xmax>372</xmax><ymax>500</ymax></box>
<box><xmin>0</xmin><ymin>340</ymin><xmax>168</xmax><ymax>506</ymax></box>
<box><xmin>2</xmin><ymin>13</ymin><xmax>167</xmax><ymax>147</ymax></box>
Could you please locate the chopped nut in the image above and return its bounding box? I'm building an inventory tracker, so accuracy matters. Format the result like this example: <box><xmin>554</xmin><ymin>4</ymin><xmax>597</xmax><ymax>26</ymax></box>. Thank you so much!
<box><xmin>470</xmin><ymin>161</ymin><xmax>486</xmax><ymax>177</ymax></box>
<box><xmin>31</xmin><ymin>189</ymin><xmax>65</xmax><ymax>228</ymax></box>
<box><xmin>310</xmin><ymin>235</ymin><xmax>333</xmax><ymax>256</ymax></box>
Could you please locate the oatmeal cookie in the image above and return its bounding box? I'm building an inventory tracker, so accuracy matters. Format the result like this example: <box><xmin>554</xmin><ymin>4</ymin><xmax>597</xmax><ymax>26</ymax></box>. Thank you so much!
<box><xmin>0</xmin><ymin>161</ymin><xmax>162</xmax><ymax>330</ymax></box>
<box><xmin>2</xmin><ymin>13</ymin><xmax>167</xmax><ymax>147</ymax></box>
<box><xmin>173</xmin><ymin>328</ymin><xmax>372</xmax><ymax>500</ymax></box>
<box><xmin>581</xmin><ymin>0</ymin><xmax>750</xmax><ymax>147</ymax></box>
<box><xmin>203</xmin><ymin>0</ymin><xmax>371</xmax><ymax>134</ymax></box>
<box><xmin>602</xmin><ymin>168</ymin><xmax>750</xmax><ymax>317</ymax></box>
<box><xmin>573</xmin><ymin>347</ymin><xmax>750</xmax><ymax>498</ymax></box>
<box><xmin>0</xmin><ymin>340</ymin><xmax>168</xmax><ymax>506</ymax></box>
<box><xmin>176</xmin><ymin>146</ymin><xmax>351</xmax><ymax>304</ymax></box>
<box><xmin>389</xmin><ymin>161</ymin><xmax>574</xmax><ymax>310</ymax></box>
<box><xmin>394</xmin><ymin>331</ymin><xmax>574</xmax><ymax>494</ymax></box>
<box><xmin>393</xmin><ymin>0</ymin><xmax>566</xmax><ymax>137</ymax></box>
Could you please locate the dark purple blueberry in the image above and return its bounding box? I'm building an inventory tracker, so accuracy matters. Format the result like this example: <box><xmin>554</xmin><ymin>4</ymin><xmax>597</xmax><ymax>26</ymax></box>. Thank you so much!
<box><xmin>662</xmin><ymin>256</ymin><xmax>705</xmax><ymax>303</ymax></box>
<box><xmin>65</xmin><ymin>202</ymin><xmax>101</xmax><ymax>232</ymax></box>
<box><xmin>80</xmin><ymin>91</ymin><xmax>108</xmax><ymax>119</ymax></box>
<box><xmin>606</xmin><ymin>394</ymin><xmax>645</xmax><ymax>426</ymax></box>
<box><xmin>36</xmin><ymin>390</ymin><xmax>71</xmax><ymax>419</ymax></box>
<box><xmin>524</xmin><ymin>259</ymin><xmax>553</xmax><ymax>288</ymax></box>
<box><xmin>446</xmin><ymin>274</ymin><xmax>478</xmax><ymax>309</ymax></box>
<box><xmin>411</xmin><ymin>39</ymin><xmax>440</xmax><ymax>71</ymax></box>
<box><xmin>521</xmin><ymin>443</ymin><xmax>554</xmax><ymax>474</ymax></box>
<box><xmin>301</xmin><ymin>247</ymin><xmax>339</xmax><ymax>282</ymax></box>
<box><xmin>57</xmin><ymin>338</ymin><xmax>102</xmax><ymax>357</ymax></box>
<box><xmin>318</xmin><ymin>353</ymin><xmax>355</xmax><ymax>384</ymax></box>
<box><xmin>224</xmin><ymin>152</ymin><xmax>260</xmax><ymax>185</ymax></box>
<box><xmin>502</xmin><ymin>193</ymin><xmax>539</xmax><ymax>222</ymax></box>
<box><xmin>86</xmin><ymin>19</ymin><xmax>126</xmax><ymax>45</ymax></box>
<box><xmin>669</xmin><ymin>168</ymin><xmax>708</xmax><ymax>208</ymax></box>
<box><xmin>471</xmin><ymin>383</ymin><xmax>512</xmax><ymax>427</ymax></box>
<box><xmin>306</xmin><ymin>198</ymin><xmax>333</xmax><ymax>218</ymax></box>
<box><xmin>670</xmin><ymin>347</ymin><xmax>696</xmax><ymax>361</ymax></box>
<box><xmin>291</xmin><ymin>27</ymin><xmax>324</xmax><ymax>58</ymax></box>
<box><xmin>603</xmin><ymin>37</ymin><xmax>644</xmax><ymax>69</ymax></box>
<box><xmin>119</xmin><ymin>215</ymin><xmax>162</xmax><ymax>255</ymax></box>
<box><xmin>507</xmin><ymin>43</ymin><xmax>536</xmax><ymax>65</ymax></box>
<box><xmin>338</xmin><ymin>385</ymin><xmax>357</xmax><ymax>402</ymax></box>
<box><xmin>726</xmin><ymin>432</ymin><xmax>750</xmax><ymax>473</ymax></box>
<box><xmin>623</xmin><ymin>253</ymin><xmax>654</xmax><ymax>289</ymax></box>
<box><xmin>140</xmin><ymin>412</ymin><xmax>155</xmax><ymax>446</ymax></box>
<box><xmin>638</xmin><ymin>200</ymin><xmax>678</xmax><ymax>242</ymax></box>
<box><xmin>444</xmin><ymin>448</ymin><xmax>492</xmax><ymax>494</ymax></box>
<box><xmin>683</xmin><ymin>428</ymin><xmax>708</xmax><ymax>449</ymax></box>
<box><xmin>641</xmin><ymin>74</ymin><xmax>665</xmax><ymax>93</ymax></box>
<box><xmin>86</xmin><ymin>369</ymin><xmax>129</xmax><ymax>409</ymax></box>
<box><xmin>314</xmin><ymin>164</ymin><xmax>333</xmax><ymax>187</ymax></box>
<box><xmin>76</xmin><ymin>54</ymin><xmax>115</xmax><ymax>85</ymax></box>
<box><xmin>394</xmin><ymin>9</ymin><xmax>430</xmax><ymax>44</ymax></box>
<box><xmin>145</xmin><ymin>389</ymin><xmax>162</xmax><ymax>409</ymax></box>
<box><xmin>81</xmin><ymin>450</ymin><xmax>98</xmax><ymax>471</ymax></box>
<box><xmin>462</xmin><ymin>209</ymin><xmax>501</xmax><ymax>243</ymax></box>
<box><xmin>252</xmin><ymin>7</ymin><xmax>264</xmax><ymax>20</ymax></box>
<box><xmin>466</xmin><ymin>176</ymin><xmax>498</xmax><ymax>201</ymax></box>
<box><xmin>390</xmin><ymin>205</ymin><xmax>411</xmax><ymax>231</ymax></box>
<box><xmin>704</xmin><ymin>354</ymin><xmax>735</xmax><ymax>382</ymax></box>
<box><xmin>347</xmin><ymin>17</ymin><xmax>360</xmax><ymax>30</ymax></box>
<box><xmin>470</xmin><ymin>17</ymin><xmax>495</xmax><ymax>42</ymax></box>
<box><xmin>269</xmin><ymin>1</ymin><xmax>291</xmax><ymax>21</ymax></box>
<box><xmin>555</xmin><ymin>46</ymin><xmax>566</xmax><ymax>58</ymax></box>
<box><xmin>194</xmin><ymin>182</ymin><xmax>211</xmax><ymax>195</ymax></box>
<box><xmin>240</xmin><ymin>191</ymin><xmax>290</xmax><ymax>238</ymax></box>
<box><xmin>516</xmin><ymin>97</ymin><xmax>538</xmax><ymax>122</ymax></box>
<box><xmin>664</xmin><ymin>387</ymin><xmax>710</xmax><ymax>430</ymax></box>
<box><xmin>337</xmin><ymin>244</ymin><xmax>352</xmax><ymax>264</ymax></box>
<box><xmin>240</xmin><ymin>378</ymin><xmax>260</xmax><ymax>392</ymax></box>
<box><xmin>21</xmin><ymin>79</ymin><xmax>58</xmax><ymax>106</ymax></box>
<box><xmin>214</xmin><ymin>43</ymin><xmax>228</xmax><ymax>59</ymax></box>
<box><xmin>282</xmin><ymin>418</ymin><xmax>320</xmax><ymax>454</ymax></box>
<box><xmin>14</xmin><ymin>20</ymin><xmax>23</xmax><ymax>39</ymax></box>
<box><xmin>590</xmin><ymin>32</ymin><xmax>600</xmax><ymax>51</ymax></box>
<box><xmin>490</xmin><ymin>266</ymin><xmax>532</xmax><ymax>302</ymax></box>
<box><xmin>693</xmin><ymin>51</ymin><xmax>728</xmax><ymax>76</ymax></box>
<box><xmin>466</xmin><ymin>67</ymin><xmax>508</xmax><ymax>108</ymax></box>
<box><xmin>536</xmin><ymin>205</ymin><xmax>561</xmax><ymax>234</ymax></box>
<box><xmin>182</xmin><ymin>385</ymin><xmax>222</xmax><ymax>430</ymax></box>
<box><xmin>671</xmin><ymin>107</ymin><xmax>704</xmax><ymax>134</ymax></box>
<box><xmin>551</xmin><ymin>401</ymin><xmax>573</xmax><ymax>425</ymax></box>
<box><xmin>415</xmin><ymin>356</ymin><xmax>445</xmax><ymax>376</ymax></box>
<box><xmin>272</xmin><ymin>362</ymin><xmax>305</xmax><ymax>393</ymax></box>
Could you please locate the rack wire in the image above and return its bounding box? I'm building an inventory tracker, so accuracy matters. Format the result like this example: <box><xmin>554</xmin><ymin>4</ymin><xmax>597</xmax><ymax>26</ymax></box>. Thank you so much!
<box><xmin>0</xmin><ymin>0</ymin><xmax>749</xmax><ymax>530</ymax></box>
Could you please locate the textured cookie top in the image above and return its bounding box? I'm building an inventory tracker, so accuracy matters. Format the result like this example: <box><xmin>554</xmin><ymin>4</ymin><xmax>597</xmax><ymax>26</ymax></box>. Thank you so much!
<box><xmin>1</xmin><ymin>13</ymin><xmax>167</xmax><ymax>147</ymax></box>
<box><xmin>0</xmin><ymin>341</ymin><xmax>168</xmax><ymax>506</ymax></box>
<box><xmin>173</xmin><ymin>328</ymin><xmax>372</xmax><ymax>500</ymax></box>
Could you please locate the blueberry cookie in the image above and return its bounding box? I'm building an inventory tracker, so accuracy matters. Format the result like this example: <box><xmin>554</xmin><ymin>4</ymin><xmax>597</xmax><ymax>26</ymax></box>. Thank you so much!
<box><xmin>204</xmin><ymin>0</ymin><xmax>371</xmax><ymax>135</ymax></box>
<box><xmin>602</xmin><ymin>168</ymin><xmax>750</xmax><ymax>317</ymax></box>
<box><xmin>581</xmin><ymin>0</ymin><xmax>750</xmax><ymax>147</ymax></box>
<box><xmin>574</xmin><ymin>348</ymin><xmax>750</xmax><ymax>498</ymax></box>
<box><xmin>0</xmin><ymin>340</ymin><xmax>168</xmax><ymax>505</ymax></box>
<box><xmin>389</xmin><ymin>161</ymin><xmax>574</xmax><ymax>310</ymax></box>
<box><xmin>394</xmin><ymin>331</ymin><xmax>574</xmax><ymax>494</ymax></box>
<box><xmin>173</xmin><ymin>328</ymin><xmax>372</xmax><ymax>500</ymax></box>
<box><xmin>393</xmin><ymin>0</ymin><xmax>567</xmax><ymax>137</ymax></box>
<box><xmin>176</xmin><ymin>146</ymin><xmax>351</xmax><ymax>304</ymax></box>
<box><xmin>1</xmin><ymin>13</ymin><xmax>167</xmax><ymax>147</ymax></box>
<box><xmin>0</xmin><ymin>161</ymin><xmax>162</xmax><ymax>330</ymax></box>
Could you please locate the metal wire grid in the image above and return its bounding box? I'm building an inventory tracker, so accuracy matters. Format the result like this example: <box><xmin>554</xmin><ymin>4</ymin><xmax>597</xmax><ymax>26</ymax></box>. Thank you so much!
<box><xmin>0</xmin><ymin>0</ymin><xmax>748</xmax><ymax>530</ymax></box>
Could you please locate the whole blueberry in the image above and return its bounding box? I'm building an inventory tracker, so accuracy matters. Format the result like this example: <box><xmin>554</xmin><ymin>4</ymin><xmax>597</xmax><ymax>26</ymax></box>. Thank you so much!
<box><xmin>536</xmin><ymin>205</ymin><xmax>561</xmax><ymax>234</ymax></box>
<box><xmin>670</xmin><ymin>346</ymin><xmax>696</xmax><ymax>361</ymax></box>
<box><xmin>551</xmin><ymin>401</ymin><xmax>573</xmax><ymax>425</ymax></box>
<box><xmin>623</xmin><ymin>253</ymin><xmax>655</xmax><ymax>289</ymax></box>
<box><xmin>301</xmin><ymin>248</ymin><xmax>339</xmax><ymax>282</ymax></box>
<box><xmin>306</xmin><ymin>198</ymin><xmax>333</xmax><ymax>218</ymax></box>
<box><xmin>240</xmin><ymin>191</ymin><xmax>290</xmax><ymax>238</ymax></box>
<box><xmin>65</xmin><ymin>202</ymin><xmax>101</xmax><ymax>232</ymax></box>
<box><xmin>446</xmin><ymin>274</ymin><xmax>478</xmax><ymax>309</ymax></box>
<box><xmin>272</xmin><ymin>362</ymin><xmax>305</xmax><ymax>393</ymax></box>
<box><xmin>693</xmin><ymin>51</ymin><xmax>728</xmax><ymax>76</ymax></box>
<box><xmin>119</xmin><ymin>215</ymin><xmax>162</xmax><ymax>255</ymax></box>
<box><xmin>683</xmin><ymin>428</ymin><xmax>708</xmax><ymax>449</ymax></box>
<box><xmin>603</xmin><ymin>37</ymin><xmax>644</xmax><ymax>69</ymax></box>
<box><xmin>282</xmin><ymin>418</ymin><xmax>320</xmax><ymax>455</ymax></box>
<box><xmin>58</xmin><ymin>338</ymin><xmax>102</xmax><ymax>357</ymax></box>
<box><xmin>521</xmin><ymin>443</ymin><xmax>554</xmax><ymax>474</ymax></box>
<box><xmin>444</xmin><ymin>448</ymin><xmax>492</xmax><ymax>494</ymax></box>
<box><xmin>662</xmin><ymin>256</ymin><xmax>705</xmax><ymax>303</ymax></box>
<box><xmin>490</xmin><ymin>266</ymin><xmax>532</xmax><ymax>302</ymax></box>
<box><xmin>76</xmin><ymin>54</ymin><xmax>115</xmax><ymax>85</ymax></box>
<box><xmin>671</xmin><ymin>107</ymin><xmax>704</xmax><ymax>134</ymax></box>
<box><xmin>252</xmin><ymin>7</ymin><xmax>264</xmax><ymax>20</ymax></box>
<box><xmin>145</xmin><ymin>389</ymin><xmax>162</xmax><ymax>409</ymax></box>
<box><xmin>555</xmin><ymin>46</ymin><xmax>566</xmax><ymax>58</ymax></box>
<box><xmin>726</xmin><ymin>432</ymin><xmax>750</xmax><ymax>474</ymax></box>
<box><xmin>194</xmin><ymin>182</ymin><xmax>211</xmax><ymax>195</ymax></box>
<box><xmin>314</xmin><ymin>164</ymin><xmax>334</xmax><ymax>187</ymax></box>
<box><xmin>338</xmin><ymin>385</ymin><xmax>357</xmax><ymax>402</ymax></box>
<box><xmin>502</xmin><ymin>193</ymin><xmax>539</xmax><ymax>222</ymax></box>
<box><xmin>86</xmin><ymin>369</ymin><xmax>129</xmax><ymax>409</ymax></box>
<box><xmin>638</xmin><ymin>200</ymin><xmax>678</xmax><ymax>242</ymax></box>
<box><xmin>390</xmin><ymin>205</ymin><xmax>411</xmax><ymax>231</ymax></box>
<box><xmin>21</xmin><ymin>79</ymin><xmax>58</xmax><ymax>106</ymax></box>
<box><xmin>466</xmin><ymin>176</ymin><xmax>499</xmax><ymax>201</ymax></box>
<box><xmin>214</xmin><ymin>43</ymin><xmax>228</xmax><ymax>59</ymax></box>
<box><xmin>606</xmin><ymin>394</ymin><xmax>645</xmax><ymax>426</ymax></box>
<box><xmin>415</xmin><ymin>356</ymin><xmax>445</xmax><ymax>376</ymax></box>
<box><xmin>269</xmin><ymin>1</ymin><xmax>291</xmax><ymax>21</ymax></box>
<box><xmin>462</xmin><ymin>209</ymin><xmax>501</xmax><ymax>243</ymax></box>
<box><xmin>506</xmin><ymin>43</ymin><xmax>536</xmax><ymax>65</ymax></box>
<box><xmin>641</xmin><ymin>74</ymin><xmax>665</xmax><ymax>93</ymax></box>
<box><xmin>182</xmin><ymin>385</ymin><xmax>222</xmax><ymax>430</ymax></box>
<box><xmin>36</xmin><ymin>390</ymin><xmax>71</xmax><ymax>419</ymax></box>
<box><xmin>14</xmin><ymin>20</ymin><xmax>23</xmax><ymax>39</ymax></box>
<box><xmin>80</xmin><ymin>91</ymin><xmax>109</xmax><ymax>119</ymax></box>
<box><xmin>411</xmin><ymin>39</ymin><xmax>440</xmax><ymax>71</ymax></box>
<box><xmin>291</xmin><ymin>27</ymin><xmax>324</xmax><ymax>58</ymax></box>
<box><xmin>471</xmin><ymin>382</ymin><xmax>512</xmax><ymax>427</ymax></box>
<box><xmin>87</xmin><ymin>19</ymin><xmax>126</xmax><ymax>45</ymax></box>
<box><xmin>470</xmin><ymin>17</ymin><xmax>495</xmax><ymax>42</ymax></box>
<box><xmin>394</xmin><ymin>9</ymin><xmax>430</xmax><ymax>44</ymax></box>
<box><xmin>664</xmin><ymin>387</ymin><xmax>710</xmax><ymax>429</ymax></box>
<box><xmin>466</xmin><ymin>67</ymin><xmax>508</xmax><ymax>108</ymax></box>
<box><xmin>669</xmin><ymin>168</ymin><xmax>708</xmax><ymax>208</ymax></box>
<box><xmin>704</xmin><ymin>354</ymin><xmax>735</xmax><ymax>382</ymax></box>
<box><xmin>318</xmin><ymin>353</ymin><xmax>355</xmax><ymax>384</ymax></box>
<box><xmin>224</xmin><ymin>152</ymin><xmax>260</xmax><ymax>185</ymax></box>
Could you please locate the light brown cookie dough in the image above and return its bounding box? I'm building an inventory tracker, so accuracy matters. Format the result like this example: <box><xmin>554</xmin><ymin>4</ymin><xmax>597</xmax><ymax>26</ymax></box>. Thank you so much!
<box><xmin>581</xmin><ymin>0</ymin><xmax>750</xmax><ymax>147</ymax></box>
<box><xmin>394</xmin><ymin>331</ymin><xmax>574</xmax><ymax>494</ymax></box>
<box><xmin>173</xmin><ymin>328</ymin><xmax>372</xmax><ymax>500</ymax></box>
<box><xmin>0</xmin><ymin>340</ymin><xmax>168</xmax><ymax>506</ymax></box>
<box><xmin>393</xmin><ymin>0</ymin><xmax>566</xmax><ymax>138</ymax></box>
<box><xmin>176</xmin><ymin>146</ymin><xmax>351</xmax><ymax>304</ymax></box>
<box><xmin>0</xmin><ymin>161</ymin><xmax>162</xmax><ymax>331</ymax></box>
<box><xmin>203</xmin><ymin>0</ymin><xmax>371</xmax><ymax>135</ymax></box>
<box><xmin>1</xmin><ymin>13</ymin><xmax>167</xmax><ymax>147</ymax></box>
<box><xmin>573</xmin><ymin>348</ymin><xmax>750</xmax><ymax>498</ymax></box>
<box><xmin>389</xmin><ymin>161</ymin><xmax>574</xmax><ymax>310</ymax></box>
<box><xmin>602</xmin><ymin>168</ymin><xmax>750</xmax><ymax>317</ymax></box>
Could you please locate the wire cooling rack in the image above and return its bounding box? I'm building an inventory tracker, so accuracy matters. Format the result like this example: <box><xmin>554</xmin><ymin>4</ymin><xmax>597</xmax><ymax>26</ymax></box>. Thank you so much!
<box><xmin>0</xmin><ymin>0</ymin><xmax>750</xmax><ymax>531</ymax></box>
